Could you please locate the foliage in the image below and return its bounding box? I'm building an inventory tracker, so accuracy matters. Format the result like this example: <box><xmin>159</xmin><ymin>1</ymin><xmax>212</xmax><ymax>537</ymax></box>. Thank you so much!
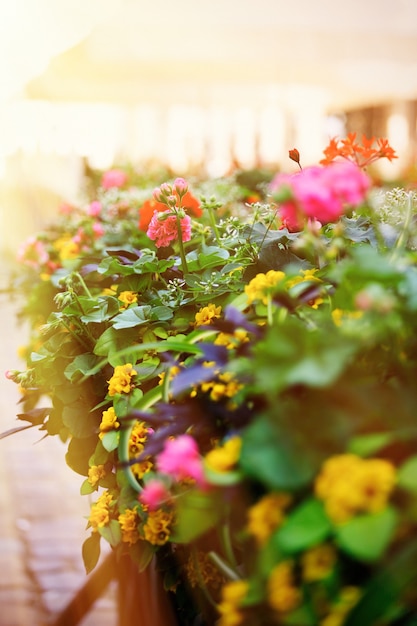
<box><xmin>6</xmin><ymin>140</ymin><xmax>417</xmax><ymax>625</ymax></box>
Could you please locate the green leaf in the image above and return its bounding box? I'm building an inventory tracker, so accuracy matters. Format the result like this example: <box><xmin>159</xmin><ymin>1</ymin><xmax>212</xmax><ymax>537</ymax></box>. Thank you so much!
<box><xmin>64</xmin><ymin>354</ymin><xmax>102</xmax><ymax>382</ymax></box>
<box><xmin>98</xmin><ymin>519</ymin><xmax>122</xmax><ymax>547</ymax></box>
<box><xmin>274</xmin><ymin>499</ymin><xmax>331</xmax><ymax>553</ymax></box>
<box><xmin>335</xmin><ymin>506</ymin><xmax>398</xmax><ymax>563</ymax></box>
<box><xmin>112</xmin><ymin>305</ymin><xmax>152</xmax><ymax>329</ymax></box>
<box><xmin>66</xmin><ymin>435</ymin><xmax>98</xmax><ymax>476</ymax></box>
<box><xmin>344</xmin><ymin>538</ymin><xmax>417</xmax><ymax>626</ymax></box>
<box><xmin>170</xmin><ymin>489</ymin><xmax>222</xmax><ymax>543</ymax></box>
<box><xmin>129</xmin><ymin>541</ymin><xmax>155</xmax><ymax>572</ymax></box>
<box><xmin>80</xmin><ymin>478</ymin><xmax>96</xmax><ymax>495</ymax></box>
<box><xmin>101</xmin><ymin>430</ymin><xmax>119</xmax><ymax>452</ymax></box>
<box><xmin>62</xmin><ymin>399</ymin><xmax>99</xmax><ymax>438</ymax></box>
<box><xmin>397</xmin><ymin>455</ymin><xmax>417</xmax><ymax>493</ymax></box>
<box><xmin>240</xmin><ymin>416</ymin><xmax>314</xmax><ymax>490</ymax></box>
<box><xmin>82</xmin><ymin>533</ymin><xmax>101</xmax><ymax>574</ymax></box>
<box><xmin>150</xmin><ymin>306</ymin><xmax>174</xmax><ymax>322</ymax></box>
<box><xmin>348</xmin><ymin>432</ymin><xmax>395</xmax><ymax>457</ymax></box>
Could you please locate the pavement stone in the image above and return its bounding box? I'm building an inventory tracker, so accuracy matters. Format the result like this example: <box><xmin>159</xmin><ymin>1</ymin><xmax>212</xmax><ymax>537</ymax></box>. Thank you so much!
<box><xmin>0</xmin><ymin>276</ymin><xmax>118</xmax><ymax>626</ymax></box>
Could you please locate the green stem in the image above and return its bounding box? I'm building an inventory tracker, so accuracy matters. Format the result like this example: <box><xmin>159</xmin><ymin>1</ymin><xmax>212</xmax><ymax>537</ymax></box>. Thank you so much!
<box><xmin>391</xmin><ymin>191</ymin><xmax>414</xmax><ymax>261</ymax></box>
<box><xmin>267</xmin><ymin>294</ymin><xmax>273</xmax><ymax>326</ymax></box>
<box><xmin>208</xmin><ymin>206</ymin><xmax>221</xmax><ymax>245</ymax></box>
<box><xmin>220</xmin><ymin>521</ymin><xmax>238</xmax><ymax>571</ymax></box>
<box><xmin>208</xmin><ymin>551</ymin><xmax>240</xmax><ymax>581</ymax></box>
<box><xmin>175</xmin><ymin>214</ymin><xmax>189</xmax><ymax>274</ymax></box>
<box><xmin>74</xmin><ymin>272</ymin><xmax>93</xmax><ymax>298</ymax></box>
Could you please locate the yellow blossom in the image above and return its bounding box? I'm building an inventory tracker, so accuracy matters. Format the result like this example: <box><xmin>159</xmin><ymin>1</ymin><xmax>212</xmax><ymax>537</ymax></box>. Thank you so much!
<box><xmin>217</xmin><ymin>579</ymin><xmax>249</xmax><ymax>626</ymax></box>
<box><xmin>321</xmin><ymin>587</ymin><xmax>361</xmax><ymax>626</ymax></box>
<box><xmin>302</xmin><ymin>544</ymin><xmax>336</xmax><ymax>582</ymax></box>
<box><xmin>245</xmin><ymin>270</ymin><xmax>285</xmax><ymax>305</ymax></box>
<box><xmin>332</xmin><ymin>308</ymin><xmax>363</xmax><ymax>327</ymax></box>
<box><xmin>247</xmin><ymin>492</ymin><xmax>292</xmax><ymax>546</ymax></box>
<box><xmin>118</xmin><ymin>290</ymin><xmax>138</xmax><ymax>308</ymax></box>
<box><xmin>214</xmin><ymin>329</ymin><xmax>249</xmax><ymax>350</ymax></box>
<box><xmin>315</xmin><ymin>454</ymin><xmax>397</xmax><ymax>523</ymax></box>
<box><xmin>268</xmin><ymin>561</ymin><xmax>301</xmax><ymax>614</ymax></box>
<box><xmin>129</xmin><ymin>421</ymin><xmax>153</xmax><ymax>479</ymax></box>
<box><xmin>99</xmin><ymin>406</ymin><xmax>120</xmax><ymax>439</ymax></box>
<box><xmin>119</xmin><ymin>508</ymin><xmax>140</xmax><ymax>545</ymax></box>
<box><xmin>205</xmin><ymin>436</ymin><xmax>242</xmax><ymax>473</ymax></box>
<box><xmin>107</xmin><ymin>363</ymin><xmax>137</xmax><ymax>396</ymax></box>
<box><xmin>88</xmin><ymin>491</ymin><xmax>114</xmax><ymax>532</ymax></box>
<box><xmin>87</xmin><ymin>464</ymin><xmax>106</xmax><ymax>487</ymax></box>
<box><xmin>54</xmin><ymin>236</ymin><xmax>80</xmax><ymax>261</ymax></box>
<box><xmin>194</xmin><ymin>303</ymin><xmax>222</xmax><ymax>327</ymax></box>
<box><xmin>142</xmin><ymin>508</ymin><xmax>174</xmax><ymax>545</ymax></box>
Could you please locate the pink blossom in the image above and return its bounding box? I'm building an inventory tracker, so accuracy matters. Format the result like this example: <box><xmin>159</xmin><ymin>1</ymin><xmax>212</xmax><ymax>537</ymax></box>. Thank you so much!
<box><xmin>87</xmin><ymin>201</ymin><xmax>102</xmax><ymax>217</ymax></box>
<box><xmin>59</xmin><ymin>202</ymin><xmax>74</xmax><ymax>215</ymax></box>
<box><xmin>101</xmin><ymin>169</ymin><xmax>128</xmax><ymax>190</ymax></box>
<box><xmin>17</xmin><ymin>236</ymin><xmax>49</xmax><ymax>269</ymax></box>
<box><xmin>146</xmin><ymin>210</ymin><xmax>192</xmax><ymax>248</ymax></box>
<box><xmin>157</xmin><ymin>435</ymin><xmax>206</xmax><ymax>486</ymax></box>
<box><xmin>92</xmin><ymin>222</ymin><xmax>105</xmax><ymax>238</ymax></box>
<box><xmin>173</xmin><ymin>177</ymin><xmax>189</xmax><ymax>197</ymax></box>
<box><xmin>270</xmin><ymin>163</ymin><xmax>370</xmax><ymax>231</ymax></box>
<box><xmin>139</xmin><ymin>479</ymin><xmax>171</xmax><ymax>511</ymax></box>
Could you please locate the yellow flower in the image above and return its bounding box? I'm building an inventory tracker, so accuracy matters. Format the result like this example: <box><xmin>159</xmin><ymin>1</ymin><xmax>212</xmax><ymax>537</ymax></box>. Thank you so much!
<box><xmin>194</xmin><ymin>303</ymin><xmax>222</xmax><ymax>327</ymax></box>
<box><xmin>214</xmin><ymin>329</ymin><xmax>249</xmax><ymax>350</ymax></box>
<box><xmin>129</xmin><ymin>420</ymin><xmax>153</xmax><ymax>479</ymax></box>
<box><xmin>217</xmin><ymin>579</ymin><xmax>249</xmax><ymax>626</ymax></box>
<box><xmin>268</xmin><ymin>561</ymin><xmax>301</xmax><ymax>614</ymax></box>
<box><xmin>87</xmin><ymin>464</ymin><xmax>106</xmax><ymax>487</ymax></box>
<box><xmin>99</xmin><ymin>406</ymin><xmax>120</xmax><ymax>439</ymax></box>
<box><xmin>302</xmin><ymin>544</ymin><xmax>336</xmax><ymax>582</ymax></box>
<box><xmin>107</xmin><ymin>363</ymin><xmax>137</xmax><ymax>396</ymax></box>
<box><xmin>118</xmin><ymin>290</ymin><xmax>138</xmax><ymax>308</ymax></box>
<box><xmin>142</xmin><ymin>509</ymin><xmax>174</xmax><ymax>545</ymax></box>
<box><xmin>205</xmin><ymin>436</ymin><xmax>242</xmax><ymax>473</ymax></box>
<box><xmin>247</xmin><ymin>492</ymin><xmax>292</xmax><ymax>546</ymax></box>
<box><xmin>332</xmin><ymin>308</ymin><xmax>363</xmax><ymax>327</ymax></box>
<box><xmin>119</xmin><ymin>508</ymin><xmax>140</xmax><ymax>545</ymax></box>
<box><xmin>245</xmin><ymin>270</ymin><xmax>285</xmax><ymax>304</ymax></box>
<box><xmin>54</xmin><ymin>236</ymin><xmax>80</xmax><ymax>261</ymax></box>
<box><xmin>315</xmin><ymin>454</ymin><xmax>396</xmax><ymax>523</ymax></box>
<box><xmin>88</xmin><ymin>491</ymin><xmax>114</xmax><ymax>532</ymax></box>
<box><xmin>321</xmin><ymin>587</ymin><xmax>361</xmax><ymax>626</ymax></box>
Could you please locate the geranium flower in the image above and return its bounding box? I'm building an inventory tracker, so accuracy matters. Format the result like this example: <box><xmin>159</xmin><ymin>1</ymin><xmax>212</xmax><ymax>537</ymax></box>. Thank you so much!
<box><xmin>101</xmin><ymin>168</ymin><xmax>128</xmax><ymax>189</ymax></box>
<box><xmin>139</xmin><ymin>189</ymin><xmax>202</xmax><ymax>231</ymax></box>
<box><xmin>156</xmin><ymin>434</ymin><xmax>205</xmax><ymax>486</ymax></box>
<box><xmin>139</xmin><ymin>479</ymin><xmax>171</xmax><ymax>510</ymax></box>
<box><xmin>146</xmin><ymin>210</ymin><xmax>192</xmax><ymax>248</ymax></box>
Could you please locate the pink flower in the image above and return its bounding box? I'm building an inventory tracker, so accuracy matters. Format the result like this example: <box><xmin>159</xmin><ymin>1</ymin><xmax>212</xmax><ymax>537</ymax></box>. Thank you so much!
<box><xmin>146</xmin><ymin>210</ymin><xmax>192</xmax><ymax>248</ymax></box>
<box><xmin>87</xmin><ymin>201</ymin><xmax>102</xmax><ymax>217</ymax></box>
<box><xmin>92</xmin><ymin>222</ymin><xmax>105</xmax><ymax>238</ymax></box>
<box><xmin>139</xmin><ymin>479</ymin><xmax>171</xmax><ymax>511</ymax></box>
<box><xmin>270</xmin><ymin>163</ymin><xmax>370</xmax><ymax>231</ymax></box>
<box><xmin>101</xmin><ymin>169</ymin><xmax>128</xmax><ymax>190</ymax></box>
<box><xmin>17</xmin><ymin>236</ymin><xmax>49</xmax><ymax>269</ymax></box>
<box><xmin>157</xmin><ymin>435</ymin><xmax>206</xmax><ymax>486</ymax></box>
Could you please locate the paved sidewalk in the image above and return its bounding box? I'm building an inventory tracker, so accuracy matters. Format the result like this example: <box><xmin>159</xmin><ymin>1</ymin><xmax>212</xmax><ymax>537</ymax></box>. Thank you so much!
<box><xmin>0</xmin><ymin>274</ymin><xmax>118</xmax><ymax>626</ymax></box>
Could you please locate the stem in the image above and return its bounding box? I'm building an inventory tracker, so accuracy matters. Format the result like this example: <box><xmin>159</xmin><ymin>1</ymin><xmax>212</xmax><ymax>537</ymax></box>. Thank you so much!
<box><xmin>74</xmin><ymin>272</ymin><xmax>93</xmax><ymax>298</ymax></box>
<box><xmin>220</xmin><ymin>522</ymin><xmax>238</xmax><ymax>571</ymax></box>
<box><xmin>391</xmin><ymin>191</ymin><xmax>414</xmax><ymax>261</ymax></box>
<box><xmin>208</xmin><ymin>551</ymin><xmax>240</xmax><ymax>581</ymax></box>
<box><xmin>266</xmin><ymin>294</ymin><xmax>273</xmax><ymax>326</ymax></box>
<box><xmin>175</xmin><ymin>214</ymin><xmax>189</xmax><ymax>274</ymax></box>
<box><xmin>208</xmin><ymin>206</ymin><xmax>221</xmax><ymax>245</ymax></box>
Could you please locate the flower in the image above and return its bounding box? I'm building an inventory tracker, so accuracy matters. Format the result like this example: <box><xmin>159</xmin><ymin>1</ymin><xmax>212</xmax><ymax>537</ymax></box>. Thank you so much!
<box><xmin>88</xmin><ymin>491</ymin><xmax>114</xmax><ymax>532</ymax></box>
<box><xmin>87</xmin><ymin>200</ymin><xmax>102</xmax><ymax>216</ymax></box>
<box><xmin>139</xmin><ymin>188</ymin><xmax>202</xmax><ymax>231</ymax></box>
<box><xmin>217</xmin><ymin>579</ymin><xmax>249</xmax><ymax>626</ymax></box>
<box><xmin>194</xmin><ymin>303</ymin><xmax>222</xmax><ymax>326</ymax></box>
<box><xmin>107</xmin><ymin>363</ymin><xmax>137</xmax><ymax>396</ymax></box>
<box><xmin>119</xmin><ymin>508</ymin><xmax>140</xmax><ymax>545</ymax></box>
<box><xmin>301</xmin><ymin>543</ymin><xmax>336</xmax><ymax>582</ymax></box>
<box><xmin>245</xmin><ymin>270</ymin><xmax>285</xmax><ymax>304</ymax></box>
<box><xmin>267</xmin><ymin>561</ymin><xmax>301</xmax><ymax>614</ymax></box>
<box><xmin>139</xmin><ymin>479</ymin><xmax>171</xmax><ymax>510</ymax></box>
<box><xmin>157</xmin><ymin>435</ymin><xmax>205</xmax><ymax>486</ymax></box>
<box><xmin>142</xmin><ymin>508</ymin><xmax>174</xmax><ymax>545</ymax></box>
<box><xmin>146</xmin><ymin>210</ymin><xmax>192</xmax><ymax>248</ymax></box>
<box><xmin>205</xmin><ymin>436</ymin><xmax>241</xmax><ymax>473</ymax></box>
<box><xmin>247</xmin><ymin>492</ymin><xmax>292</xmax><ymax>546</ymax></box>
<box><xmin>101</xmin><ymin>168</ymin><xmax>128</xmax><ymax>189</ymax></box>
<box><xmin>99</xmin><ymin>406</ymin><xmax>120</xmax><ymax>439</ymax></box>
<box><xmin>87</xmin><ymin>464</ymin><xmax>106</xmax><ymax>487</ymax></box>
<box><xmin>118</xmin><ymin>291</ymin><xmax>138</xmax><ymax>308</ymax></box>
<box><xmin>270</xmin><ymin>162</ymin><xmax>370</xmax><ymax>231</ymax></box>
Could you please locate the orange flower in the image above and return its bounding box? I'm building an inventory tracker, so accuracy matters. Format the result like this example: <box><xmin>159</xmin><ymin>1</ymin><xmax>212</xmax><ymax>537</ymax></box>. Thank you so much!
<box><xmin>320</xmin><ymin>134</ymin><xmax>397</xmax><ymax>169</ymax></box>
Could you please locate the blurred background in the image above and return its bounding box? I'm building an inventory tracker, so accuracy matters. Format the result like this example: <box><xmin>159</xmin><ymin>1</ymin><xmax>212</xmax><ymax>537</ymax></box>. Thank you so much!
<box><xmin>1</xmin><ymin>0</ymin><xmax>417</xmax><ymax>255</ymax></box>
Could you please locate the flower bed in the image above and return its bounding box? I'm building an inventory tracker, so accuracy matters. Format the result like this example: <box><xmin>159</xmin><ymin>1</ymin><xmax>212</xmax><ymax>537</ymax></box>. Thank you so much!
<box><xmin>6</xmin><ymin>135</ymin><xmax>417</xmax><ymax>625</ymax></box>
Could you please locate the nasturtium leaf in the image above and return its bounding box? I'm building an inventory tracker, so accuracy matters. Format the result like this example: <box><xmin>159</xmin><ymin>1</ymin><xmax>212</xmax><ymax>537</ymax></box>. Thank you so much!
<box><xmin>170</xmin><ymin>489</ymin><xmax>221</xmax><ymax>543</ymax></box>
<box><xmin>335</xmin><ymin>506</ymin><xmax>398</xmax><ymax>562</ymax></box>
<box><xmin>112</xmin><ymin>305</ymin><xmax>152</xmax><ymax>329</ymax></box>
<box><xmin>99</xmin><ymin>520</ymin><xmax>122</xmax><ymax>547</ymax></box>
<box><xmin>240</xmin><ymin>416</ymin><xmax>314</xmax><ymax>490</ymax></box>
<box><xmin>274</xmin><ymin>498</ymin><xmax>331</xmax><ymax>553</ymax></box>
<box><xmin>397</xmin><ymin>455</ymin><xmax>417</xmax><ymax>493</ymax></box>
<box><xmin>82</xmin><ymin>533</ymin><xmax>101</xmax><ymax>574</ymax></box>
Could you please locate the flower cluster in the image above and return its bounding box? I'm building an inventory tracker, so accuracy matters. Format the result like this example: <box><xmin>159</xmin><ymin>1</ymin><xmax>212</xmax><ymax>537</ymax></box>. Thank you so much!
<box><xmin>6</xmin><ymin>136</ymin><xmax>417</xmax><ymax>626</ymax></box>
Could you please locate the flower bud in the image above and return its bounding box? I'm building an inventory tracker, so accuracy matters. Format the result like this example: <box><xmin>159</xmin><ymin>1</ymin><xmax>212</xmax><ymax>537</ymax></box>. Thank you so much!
<box><xmin>173</xmin><ymin>177</ymin><xmax>188</xmax><ymax>198</ymax></box>
<box><xmin>166</xmin><ymin>195</ymin><xmax>178</xmax><ymax>208</ymax></box>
